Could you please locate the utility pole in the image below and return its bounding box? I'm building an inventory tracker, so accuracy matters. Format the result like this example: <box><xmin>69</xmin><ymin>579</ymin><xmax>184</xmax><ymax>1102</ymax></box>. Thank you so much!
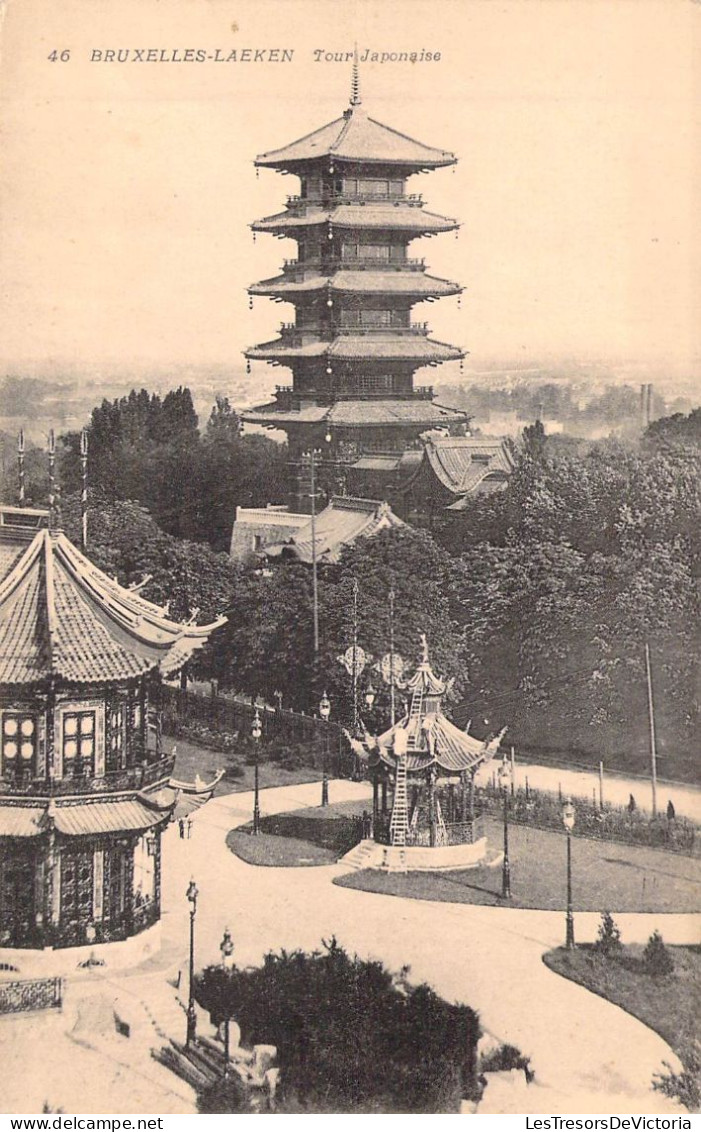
<box><xmin>644</xmin><ymin>642</ymin><xmax>658</xmax><ymax>818</ymax></box>
<box><xmin>352</xmin><ymin>577</ymin><xmax>359</xmax><ymax>729</ymax></box>
<box><xmin>80</xmin><ymin>429</ymin><xmax>89</xmax><ymax>552</ymax></box>
<box><xmin>389</xmin><ymin>585</ymin><xmax>396</xmax><ymax>726</ymax></box>
<box><xmin>309</xmin><ymin>448</ymin><xmax>320</xmax><ymax>658</ymax></box>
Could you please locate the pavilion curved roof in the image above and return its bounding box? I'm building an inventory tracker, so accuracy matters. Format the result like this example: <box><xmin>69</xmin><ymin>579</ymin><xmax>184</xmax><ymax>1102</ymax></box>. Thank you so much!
<box><xmin>255</xmin><ymin>106</ymin><xmax>456</xmax><ymax>171</ymax></box>
<box><xmin>368</xmin><ymin>714</ymin><xmax>494</xmax><ymax>775</ymax></box>
<box><xmin>0</xmin><ymin>527</ymin><xmax>225</xmax><ymax>686</ymax></box>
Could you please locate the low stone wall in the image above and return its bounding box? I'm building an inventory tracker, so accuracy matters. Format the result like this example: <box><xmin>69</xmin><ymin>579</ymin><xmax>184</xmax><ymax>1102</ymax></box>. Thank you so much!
<box><xmin>340</xmin><ymin>837</ymin><xmax>488</xmax><ymax>873</ymax></box>
<box><xmin>0</xmin><ymin>920</ymin><xmax>162</xmax><ymax>977</ymax></box>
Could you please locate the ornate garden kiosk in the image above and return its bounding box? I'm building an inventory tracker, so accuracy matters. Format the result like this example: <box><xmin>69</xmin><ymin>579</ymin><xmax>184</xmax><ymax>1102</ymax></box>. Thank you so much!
<box><xmin>349</xmin><ymin>637</ymin><xmax>504</xmax><ymax>872</ymax></box>
<box><xmin>0</xmin><ymin>505</ymin><xmax>224</xmax><ymax>971</ymax></box>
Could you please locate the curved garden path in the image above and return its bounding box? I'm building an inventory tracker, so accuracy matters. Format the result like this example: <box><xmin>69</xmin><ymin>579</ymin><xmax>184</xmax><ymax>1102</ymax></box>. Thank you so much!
<box><xmin>161</xmin><ymin>780</ymin><xmax>698</xmax><ymax>1115</ymax></box>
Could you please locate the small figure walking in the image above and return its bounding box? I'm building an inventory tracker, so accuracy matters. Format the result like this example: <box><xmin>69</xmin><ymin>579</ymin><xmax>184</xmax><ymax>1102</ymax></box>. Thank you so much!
<box><xmin>178</xmin><ymin>818</ymin><xmax>185</xmax><ymax>839</ymax></box>
<box><xmin>627</xmin><ymin>793</ymin><xmax>636</xmax><ymax>813</ymax></box>
<box><xmin>186</xmin><ymin>817</ymin><xmax>193</xmax><ymax>839</ymax></box>
<box><xmin>666</xmin><ymin>799</ymin><xmax>676</xmax><ymax>821</ymax></box>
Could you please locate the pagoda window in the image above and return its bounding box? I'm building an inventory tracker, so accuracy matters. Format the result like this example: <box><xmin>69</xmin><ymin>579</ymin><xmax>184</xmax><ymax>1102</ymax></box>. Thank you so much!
<box><xmin>357</xmin><ymin>375</ymin><xmax>394</xmax><ymax>393</ymax></box>
<box><xmin>62</xmin><ymin>711</ymin><xmax>96</xmax><ymax>778</ymax></box>
<box><xmin>341</xmin><ymin>177</ymin><xmax>404</xmax><ymax>198</ymax></box>
<box><xmin>106</xmin><ymin>704</ymin><xmax>126</xmax><ymax>774</ymax></box>
<box><xmin>341</xmin><ymin>242</ymin><xmax>390</xmax><ymax>262</ymax></box>
<box><xmin>1</xmin><ymin>712</ymin><xmax>37</xmax><ymax>778</ymax></box>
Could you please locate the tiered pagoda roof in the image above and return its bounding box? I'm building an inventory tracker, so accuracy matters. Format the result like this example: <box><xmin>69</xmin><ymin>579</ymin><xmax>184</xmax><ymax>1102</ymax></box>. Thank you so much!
<box><xmin>252</xmin><ymin>204</ymin><xmax>457</xmax><ymax>236</ymax></box>
<box><xmin>254</xmin><ymin>105</ymin><xmax>456</xmax><ymax>171</ymax></box>
<box><xmin>243</xmin><ymin>398</ymin><xmax>465</xmax><ymax>429</ymax></box>
<box><xmin>245</xmin><ymin>334</ymin><xmax>463</xmax><ymax>365</ymax></box>
<box><xmin>0</xmin><ymin>517</ymin><xmax>225</xmax><ymax>686</ymax></box>
<box><xmin>249</xmin><ymin>270</ymin><xmax>460</xmax><ymax>300</ymax></box>
<box><xmin>240</xmin><ymin>66</ymin><xmax>468</xmax><ymax>511</ymax></box>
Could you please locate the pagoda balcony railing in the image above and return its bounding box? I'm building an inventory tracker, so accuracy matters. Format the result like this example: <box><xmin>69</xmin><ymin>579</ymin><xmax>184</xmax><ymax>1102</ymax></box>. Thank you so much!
<box><xmin>336</xmin><ymin>323</ymin><xmax>430</xmax><ymax>336</ymax></box>
<box><xmin>282</xmin><ymin>257</ymin><xmax>426</xmax><ymax>273</ymax></box>
<box><xmin>0</xmin><ymin>753</ymin><xmax>175</xmax><ymax>798</ymax></box>
<box><xmin>286</xmin><ymin>192</ymin><xmax>423</xmax><ymax>207</ymax></box>
<box><xmin>274</xmin><ymin>384</ymin><xmax>435</xmax><ymax>402</ymax></box>
<box><xmin>278</xmin><ymin>322</ymin><xmax>431</xmax><ymax>340</ymax></box>
<box><xmin>374</xmin><ymin>815</ymin><xmax>484</xmax><ymax>847</ymax></box>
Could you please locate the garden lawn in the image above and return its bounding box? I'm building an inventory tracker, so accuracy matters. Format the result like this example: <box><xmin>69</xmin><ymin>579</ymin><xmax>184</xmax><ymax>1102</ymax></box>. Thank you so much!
<box><xmin>170</xmin><ymin>735</ymin><xmax>322</xmax><ymax>796</ymax></box>
<box><xmin>226</xmin><ymin>829</ymin><xmax>337</xmax><ymax>867</ymax></box>
<box><xmin>543</xmin><ymin>944</ymin><xmax>700</xmax><ymax>1111</ymax></box>
<box><xmin>335</xmin><ymin>818</ymin><xmax>701</xmax><ymax>914</ymax></box>
<box><xmin>226</xmin><ymin>799</ymin><xmax>372</xmax><ymax>866</ymax></box>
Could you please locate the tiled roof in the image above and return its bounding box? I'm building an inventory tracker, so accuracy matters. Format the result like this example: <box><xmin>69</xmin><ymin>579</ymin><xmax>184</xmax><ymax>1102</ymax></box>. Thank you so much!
<box><xmin>264</xmin><ymin>495</ymin><xmax>404</xmax><ymax>564</ymax></box>
<box><xmin>243</xmin><ymin>399</ymin><xmax>467</xmax><ymax>429</ymax></box>
<box><xmin>327</xmin><ymin>400</ymin><xmax>466</xmax><ymax>427</ymax></box>
<box><xmin>241</xmin><ymin>402</ymin><xmax>330</xmax><ymax>425</ymax></box>
<box><xmin>256</xmin><ymin>106</ymin><xmax>455</xmax><ymax>169</ymax></box>
<box><xmin>245</xmin><ymin>334</ymin><xmax>464</xmax><ymax>363</ymax></box>
<box><xmin>52</xmin><ymin>797</ymin><xmax>167</xmax><ymax>837</ymax></box>
<box><xmin>253</xmin><ymin>204</ymin><xmax>456</xmax><ymax>234</ymax></box>
<box><xmin>0</xmin><ymin>529</ymin><xmax>225</xmax><ymax>686</ymax></box>
<box><xmin>411</xmin><ymin>435</ymin><xmax>516</xmax><ymax>497</ymax></box>
<box><xmin>249</xmin><ymin>271</ymin><xmax>461</xmax><ymax>298</ymax></box>
<box><xmin>0</xmin><ymin>804</ymin><xmax>46</xmax><ymax>837</ymax></box>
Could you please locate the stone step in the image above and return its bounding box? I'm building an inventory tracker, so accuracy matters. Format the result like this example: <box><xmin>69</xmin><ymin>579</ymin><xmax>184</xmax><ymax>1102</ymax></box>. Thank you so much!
<box><xmin>153</xmin><ymin>1045</ymin><xmax>212</xmax><ymax>1093</ymax></box>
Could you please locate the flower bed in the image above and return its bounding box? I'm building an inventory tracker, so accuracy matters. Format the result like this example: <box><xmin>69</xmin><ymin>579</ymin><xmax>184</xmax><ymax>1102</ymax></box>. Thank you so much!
<box><xmin>478</xmin><ymin>784</ymin><xmax>698</xmax><ymax>856</ymax></box>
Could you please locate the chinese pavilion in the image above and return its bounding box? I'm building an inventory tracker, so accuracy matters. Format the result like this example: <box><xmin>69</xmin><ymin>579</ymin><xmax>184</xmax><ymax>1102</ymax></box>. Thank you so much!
<box><xmin>242</xmin><ymin>63</ymin><xmax>468</xmax><ymax>512</ymax></box>
<box><xmin>345</xmin><ymin>636</ymin><xmax>505</xmax><ymax>872</ymax></box>
<box><xmin>0</xmin><ymin>505</ymin><xmax>224</xmax><ymax>966</ymax></box>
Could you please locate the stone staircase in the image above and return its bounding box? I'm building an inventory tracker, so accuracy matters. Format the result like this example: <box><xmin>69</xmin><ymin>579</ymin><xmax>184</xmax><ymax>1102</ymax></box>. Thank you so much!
<box><xmin>338</xmin><ymin>837</ymin><xmax>383</xmax><ymax>871</ymax></box>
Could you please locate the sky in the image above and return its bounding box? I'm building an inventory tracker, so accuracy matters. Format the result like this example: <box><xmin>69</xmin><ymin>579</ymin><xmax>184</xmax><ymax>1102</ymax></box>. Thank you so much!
<box><xmin>0</xmin><ymin>0</ymin><xmax>698</xmax><ymax>396</ymax></box>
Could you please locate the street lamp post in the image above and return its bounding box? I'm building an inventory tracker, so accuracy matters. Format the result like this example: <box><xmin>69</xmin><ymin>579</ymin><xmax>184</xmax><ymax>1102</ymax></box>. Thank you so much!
<box><xmin>562</xmin><ymin>798</ymin><xmax>576</xmax><ymax>948</ymax></box>
<box><xmin>251</xmin><ymin>708</ymin><xmax>262</xmax><ymax>834</ymax></box>
<box><xmin>319</xmin><ymin>690</ymin><xmax>331</xmax><ymax>807</ymax></box>
<box><xmin>499</xmin><ymin>760</ymin><xmax>512</xmax><ymax>900</ymax></box>
<box><xmin>186</xmin><ymin>878</ymin><xmax>199</xmax><ymax>1048</ymax></box>
<box><xmin>219</xmin><ymin>927</ymin><xmax>235</xmax><ymax>1078</ymax></box>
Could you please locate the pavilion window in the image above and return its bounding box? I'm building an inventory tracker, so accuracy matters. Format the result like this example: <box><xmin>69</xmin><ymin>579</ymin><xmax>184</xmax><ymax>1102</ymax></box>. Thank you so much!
<box><xmin>133</xmin><ymin>834</ymin><xmax>156</xmax><ymax>906</ymax></box>
<box><xmin>62</xmin><ymin>710</ymin><xmax>96</xmax><ymax>778</ymax></box>
<box><xmin>1</xmin><ymin>713</ymin><xmax>37</xmax><ymax>778</ymax></box>
<box><xmin>60</xmin><ymin>849</ymin><xmax>93</xmax><ymax>926</ymax></box>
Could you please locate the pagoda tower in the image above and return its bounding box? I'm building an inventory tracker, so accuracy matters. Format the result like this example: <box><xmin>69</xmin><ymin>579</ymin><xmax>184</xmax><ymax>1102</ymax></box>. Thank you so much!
<box><xmin>243</xmin><ymin>63</ymin><xmax>468</xmax><ymax>512</ymax></box>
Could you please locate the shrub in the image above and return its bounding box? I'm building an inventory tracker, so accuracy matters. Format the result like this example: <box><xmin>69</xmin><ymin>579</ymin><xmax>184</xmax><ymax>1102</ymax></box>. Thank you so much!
<box><xmin>593</xmin><ymin>911</ymin><xmax>623</xmax><ymax>958</ymax></box>
<box><xmin>643</xmin><ymin>931</ymin><xmax>674</xmax><ymax>976</ymax></box>
<box><xmin>197</xmin><ymin>1075</ymin><xmax>251</xmax><ymax>1114</ymax></box>
<box><xmin>196</xmin><ymin>938</ymin><xmax>480</xmax><ymax>1112</ymax></box>
<box><xmin>481</xmin><ymin>1042</ymin><xmax>532</xmax><ymax>1079</ymax></box>
<box><xmin>223</xmin><ymin>762</ymin><xmax>245</xmax><ymax>779</ymax></box>
<box><xmin>653</xmin><ymin>1046</ymin><xmax>700</xmax><ymax>1113</ymax></box>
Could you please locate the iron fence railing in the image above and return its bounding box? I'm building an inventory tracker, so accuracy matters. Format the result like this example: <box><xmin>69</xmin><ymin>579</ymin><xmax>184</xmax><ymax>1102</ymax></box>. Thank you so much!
<box><xmin>161</xmin><ymin>686</ymin><xmax>343</xmax><ymax>750</ymax></box>
<box><xmin>0</xmin><ymin>976</ymin><xmax>63</xmax><ymax>1015</ymax></box>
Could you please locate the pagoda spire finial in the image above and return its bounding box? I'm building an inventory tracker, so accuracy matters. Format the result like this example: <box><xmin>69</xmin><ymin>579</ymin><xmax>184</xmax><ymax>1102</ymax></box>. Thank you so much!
<box><xmin>350</xmin><ymin>44</ymin><xmax>361</xmax><ymax>107</ymax></box>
